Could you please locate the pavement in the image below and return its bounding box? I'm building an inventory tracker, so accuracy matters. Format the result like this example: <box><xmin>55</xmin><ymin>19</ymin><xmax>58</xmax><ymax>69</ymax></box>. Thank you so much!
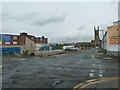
<box><xmin>95</xmin><ymin>48</ymin><xmax>120</xmax><ymax>62</ymax></box>
<box><xmin>1</xmin><ymin>48</ymin><xmax>119</xmax><ymax>89</ymax></box>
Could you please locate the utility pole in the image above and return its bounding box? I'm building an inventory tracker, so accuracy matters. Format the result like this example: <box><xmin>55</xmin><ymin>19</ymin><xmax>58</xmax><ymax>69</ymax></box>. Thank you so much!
<box><xmin>99</xmin><ymin>30</ymin><xmax>104</xmax><ymax>40</ymax></box>
<box><xmin>99</xmin><ymin>29</ymin><xmax>104</xmax><ymax>50</ymax></box>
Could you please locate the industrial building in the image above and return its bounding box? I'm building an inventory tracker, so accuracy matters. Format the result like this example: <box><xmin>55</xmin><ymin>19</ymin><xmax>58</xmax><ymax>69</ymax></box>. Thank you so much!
<box><xmin>102</xmin><ymin>20</ymin><xmax>120</xmax><ymax>56</ymax></box>
<box><xmin>0</xmin><ymin>32</ymin><xmax>48</xmax><ymax>55</ymax></box>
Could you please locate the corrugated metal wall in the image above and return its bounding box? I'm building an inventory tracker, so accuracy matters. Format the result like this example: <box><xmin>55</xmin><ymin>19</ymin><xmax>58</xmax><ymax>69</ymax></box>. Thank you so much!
<box><xmin>40</xmin><ymin>46</ymin><xmax>56</xmax><ymax>51</ymax></box>
<box><xmin>1</xmin><ymin>47</ymin><xmax>21</xmax><ymax>55</ymax></box>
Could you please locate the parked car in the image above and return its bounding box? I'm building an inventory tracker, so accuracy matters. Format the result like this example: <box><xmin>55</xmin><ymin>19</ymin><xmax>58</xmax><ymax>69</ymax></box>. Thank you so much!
<box><xmin>65</xmin><ymin>47</ymin><xmax>79</xmax><ymax>51</ymax></box>
<box><xmin>96</xmin><ymin>46</ymin><xmax>99</xmax><ymax>49</ymax></box>
<box><xmin>73</xmin><ymin>47</ymin><xmax>79</xmax><ymax>51</ymax></box>
<box><xmin>63</xmin><ymin>46</ymin><xmax>74</xmax><ymax>50</ymax></box>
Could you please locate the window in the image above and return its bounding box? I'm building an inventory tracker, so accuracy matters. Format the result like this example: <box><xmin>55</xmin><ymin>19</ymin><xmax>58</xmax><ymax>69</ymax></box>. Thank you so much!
<box><xmin>13</xmin><ymin>42</ymin><xmax>17</xmax><ymax>44</ymax></box>
<box><xmin>5</xmin><ymin>42</ymin><xmax>10</xmax><ymax>44</ymax></box>
<box><xmin>36</xmin><ymin>38</ymin><xmax>38</xmax><ymax>40</ymax></box>
<box><xmin>40</xmin><ymin>38</ymin><xmax>42</xmax><ymax>41</ymax></box>
<box><xmin>13</xmin><ymin>36</ymin><xmax>17</xmax><ymax>40</ymax></box>
<box><xmin>31</xmin><ymin>37</ymin><xmax>34</xmax><ymax>40</ymax></box>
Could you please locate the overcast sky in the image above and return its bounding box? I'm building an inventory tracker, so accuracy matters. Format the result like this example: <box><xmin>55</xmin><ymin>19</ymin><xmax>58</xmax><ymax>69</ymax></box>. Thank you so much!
<box><xmin>0</xmin><ymin>2</ymin><xmax>118</xmax><ymax>43</ymax></box>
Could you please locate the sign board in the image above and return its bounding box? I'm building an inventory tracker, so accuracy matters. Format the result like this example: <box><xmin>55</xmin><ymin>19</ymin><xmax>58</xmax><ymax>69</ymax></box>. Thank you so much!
<box><xmin>108</xmin><ymin>26</ymin><xmax>120</xmax><ymax>45</ymax></box>
<box><xmin>0</xmin><ymin>34</ymin><xmax>12</xmax><ymax>42</ymax></box>
<box><xmin>101</xmin><ymin>41</ymin><xmax>104</xmax><ymax>44</ymax></box>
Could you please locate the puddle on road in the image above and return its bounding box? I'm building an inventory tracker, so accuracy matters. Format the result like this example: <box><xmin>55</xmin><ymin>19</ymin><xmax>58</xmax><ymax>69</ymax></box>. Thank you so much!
<box><xmin>10</xmin><ymin>74</ymin><xmax>62</xmax><ymax>87</ymax></box>
<box><xmin>103</xmin><ymin>57</ymin><xmax>111</xmax><ymax>60</ymax></box>
<box><xmin>0</xmin><ymin>65</ymin><xmax>2</xmax><ymax>69</ymax></box>
<box><xmin>52</xmin><ymin>80</ymin><xmax>61</xmax><ymax>86</ymax></box>
<box><xmin>34</xmin><ymin>57</ymin><xmax>40</xmax><ymax>58</ymax></box>
<box><xmin>97</xmin><ymin>53</ymin><xmax>104</xmax><ymax>55</ymax></box>
<box><xmin>13</xmin><ymin>79</ymin><xmax>46</xmax><ymax>86</ymax></box>
<box><xmin>49</xmin><ymin>66</ymin><xmax>71</xmax><ymax>71</ymax></box>
<box><xmin>2</xmin><ymin>64</ymin><xmax>14</xmax><ymax>69</ymax></box>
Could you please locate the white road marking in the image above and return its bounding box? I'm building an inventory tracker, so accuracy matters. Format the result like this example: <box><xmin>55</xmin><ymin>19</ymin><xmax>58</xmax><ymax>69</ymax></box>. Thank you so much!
<box><xmin>91</xmin><ymin>70</ymin><xmax>94</xmax><ymax>73</ymax></box>
<box><xmin>93</xmin><ymin>64</ymin><xmax>95</xmax><ymax>66</ymax></box>
<box><xmin>0</xmin><ymin>66</ymin><xmax>2</xmax><ymax>69</ymax></box>
<box><xmin>99</xmin><ymin>65</ymin><xmax>101</xmax><ymax>67</ymax></box>
<box><xmin>89</xmin><ymin>64</ymin><xmax>95</xmax><ymax>77</ymax></box>
<box><xmin>99</xmin><ymin>67</ymin><xmax>102</xmax><ymax>69</ymax></box>
<box><xmin>52</xmin><ymin>80</ymin><xmax>60</xmax><ymax>86</ymax></box>
<box><xmin>57</xmin><ymin>68</ymin><xmax>62</xmax><ymax>70</ymax></box>
<box><xmin>89</xmin><ymin>73</ymin><xmax>94</xmax><ymax>77</ymax></box>
<box><xmin>99</xmin><ymin>74</ymin><xmax>103</xmax><ymax>77</ymax></box>
<box><xmin>10</xmin><ymin>58</ymin><xmax>18</xmax><ymax>60</ymax></box>
<box><xmin>19</xmin><ymin>59</ymin><xmax>26</xmax><ymax>60</ymax></box>
<box><xmin>99</xmin><ymin>71</ymin><xmax>102</xmax><ymax>74</ymax></box>
<box><xmin>34</xmin><ymin>57</ymin><xmax>39</xmax><ymax>58</ymax></box>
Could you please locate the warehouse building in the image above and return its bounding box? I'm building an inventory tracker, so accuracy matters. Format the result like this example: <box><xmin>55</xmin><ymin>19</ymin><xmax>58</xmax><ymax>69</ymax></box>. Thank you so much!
<box><xmin>102</xmin><ymin>20</ymin><xmax>120</xmax><ymax>56</ymax></box>
<box><xmin>0</xmin><ymin>32</ymin><xmax>48</xmax><ymax>55</ymax></box>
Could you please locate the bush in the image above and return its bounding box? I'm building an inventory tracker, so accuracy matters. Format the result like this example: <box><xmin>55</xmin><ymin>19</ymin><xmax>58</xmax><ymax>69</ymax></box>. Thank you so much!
<box><xmin>23</xmin><ymin>50</ymin><xmax>29</xmax><ymax>56</ymax></box>
<box><xmin>8</xmin><ymin>52</ymin><xmax>14</xmax><ymax>56</ymax></box>
<box><xmin>30</xmin><ymin>52</ymin><xmax>35</xmax><ymax>56</ymax></box>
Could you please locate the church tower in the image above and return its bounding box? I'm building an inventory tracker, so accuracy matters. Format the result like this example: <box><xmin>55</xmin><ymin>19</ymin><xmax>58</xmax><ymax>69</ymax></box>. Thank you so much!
<box><xmin>94</xmin><ymin>26</ymin><xmax>100</xmax><ymax>47</ymax></box>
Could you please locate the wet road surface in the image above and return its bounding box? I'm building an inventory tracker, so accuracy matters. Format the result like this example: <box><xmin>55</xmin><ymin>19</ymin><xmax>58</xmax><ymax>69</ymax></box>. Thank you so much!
<box><xmin>2</xmin><ymin>48</ymin><xmax>119</xmax><ymax>88</ymax></box>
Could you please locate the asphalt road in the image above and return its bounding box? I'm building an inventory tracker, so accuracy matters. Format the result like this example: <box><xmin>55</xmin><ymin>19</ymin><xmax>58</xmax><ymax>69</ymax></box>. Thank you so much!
<box><xmin>2</xmin><ymin>48</ymin><xmax>119</xmax><ymax>88</ymax></box>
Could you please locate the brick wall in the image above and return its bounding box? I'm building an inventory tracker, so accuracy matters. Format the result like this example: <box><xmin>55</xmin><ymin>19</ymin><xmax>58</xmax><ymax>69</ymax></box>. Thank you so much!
<box><xmin>1</xmin><ymin>33</ymin><xmax>48</xmax><ymax>45</ymax></box>
<box><xmin>21</xmin><ymin>37</ymin><xmax>36</xmax><ymax>52</ymax></box>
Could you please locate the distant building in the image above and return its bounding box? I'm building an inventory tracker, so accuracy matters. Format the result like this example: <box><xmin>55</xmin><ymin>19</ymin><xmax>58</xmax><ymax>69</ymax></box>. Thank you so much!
<box><xmin>102</xmin><ymin>20</ymin><xmax>120</xmax><ymax>56</ymax></box>
<box><xmin>75</xmin><ymin>42</ymin><xmax>94</xmax><ymax>49</ymax></box>
<box><xmin>0</xmin><ymin>32</ymin><xmax>48</xmax><ymax>54</ymax></box>
<box><xmin>92</xmin><ymin>26</ymin><xmax>101</xmax><ymax>47</ymax></box>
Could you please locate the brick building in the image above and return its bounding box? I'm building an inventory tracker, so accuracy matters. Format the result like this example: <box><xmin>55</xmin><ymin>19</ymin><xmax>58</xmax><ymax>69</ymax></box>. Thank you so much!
<box><xmin>0</xmin><ymin>32</ymin><xmax>48</xmax><ymax>54</ymax></box>
<box><xmin>0</xmin><ymin>32</ymin><xmax>48</xmax><ymax>45</ymax></box>
<box><xmin>102</xmin><ymin>20</ymin><xmax>120</xmax><ymax>56</ymax></box>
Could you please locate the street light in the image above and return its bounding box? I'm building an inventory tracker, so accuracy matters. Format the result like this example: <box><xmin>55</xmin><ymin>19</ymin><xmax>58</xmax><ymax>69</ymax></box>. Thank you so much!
<box><xmin>99</xmin><ymin>29</ymin><xmax>104</xmax><ymax>40</ymax></box>
<box><xmin>99</xmin><ymin>29</ymin><xmax>105</xmax><ymax>50</ymax></box>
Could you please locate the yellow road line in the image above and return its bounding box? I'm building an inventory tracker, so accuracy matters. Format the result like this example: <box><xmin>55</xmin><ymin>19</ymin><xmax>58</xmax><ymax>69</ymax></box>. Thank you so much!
<box><xmin>73</xmin><ymin>77</ymin><xmax>120</xmax><ymax>89</ymax></box>
<box><xmin>80</xmin><ymin>78</ymin><xmax>117</xmax><ymax>88</ymax></box>
<box><xmin>73</xmin><ymin>79</ymin><xmax>98</xmax><ymax>89</ymax></box>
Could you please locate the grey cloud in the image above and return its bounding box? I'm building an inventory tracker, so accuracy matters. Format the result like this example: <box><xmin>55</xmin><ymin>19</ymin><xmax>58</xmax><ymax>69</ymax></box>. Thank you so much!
<box><xmin>2</xmin><ymin>13</ymin><xmax>10</xmax><ymax>17</ymax></box>
<box><xmin>2</xmin><ymin>12</ymin><xmax>38</xmax><ymax>23</ymax></box>
<box><xmin>78</xmin><ymin>26</ymin><xmax>86</xmax><ymax>31</ymax></box>
<box><xmin>2</xmin><ymin>13</ymin><xmax>13</xmax><ymax>21</ymax></box>
<box><xmin>2</xmin><ymin>12</ymin><xmax>37</xmax><ymax>22</ymax></box>
<box><xmin>15</xmin><ymin>12</ymin><xmax>37</xmax><ymax>22</ymax></box>
<box><xmin>110</xmin><ymin>0</ymin><xmax>119</xmax><ymax>4</ymax></box>
<box><xmin>118</xmin><ymin>1</ymin><xmax>120</xmax><ymax>20</ymax></box>
<box><xmin>99</xmin><ymin>24</ymin><xmax>108</xmax><ymax>30</ymax></box>
<box><xmin>31</xmin><ymin>13</ymin><xmax>66</xmax><ymax>26</ymax></box>
<box><xmin>2</xmin><ymin>13</ymin><xmax>23</xmax><ymax>22</ymax></box>
<box><xmin>2</xmin><ymin>12</ymin><xmax>66</xmax><ymax>26</ymax></box>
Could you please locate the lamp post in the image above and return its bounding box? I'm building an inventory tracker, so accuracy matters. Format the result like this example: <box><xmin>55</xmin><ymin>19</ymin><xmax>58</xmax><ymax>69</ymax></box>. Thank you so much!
<box><xmin>99</xmin><ymin>29</ymin><xmax>104</xmax><ymax>50</ymax></box>
<box><xmin>99</xmin><ymin>30</ymin><xmax>104</xmax><ymax>39</ymax></box>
